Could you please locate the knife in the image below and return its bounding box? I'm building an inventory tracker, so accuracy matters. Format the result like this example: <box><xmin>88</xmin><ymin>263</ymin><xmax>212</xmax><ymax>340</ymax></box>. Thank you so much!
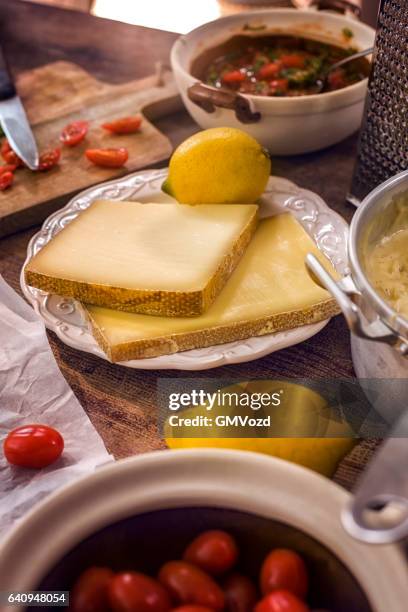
<box><xmin>0</xmin><ymin>44</ymin><xmax>39</xmax><ymax>170</ymax></box>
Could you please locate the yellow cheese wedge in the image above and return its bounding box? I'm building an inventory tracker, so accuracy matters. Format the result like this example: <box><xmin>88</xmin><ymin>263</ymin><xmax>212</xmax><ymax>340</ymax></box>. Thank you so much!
<box><xmin>25</xmin><ymin>200</ymin><xmax>258</xmax><ymax>317</ymax></box>
<box><xmin>85</xmin><ymin>214</ymin><xmax>340</xmax><ymax>362</ymax></box>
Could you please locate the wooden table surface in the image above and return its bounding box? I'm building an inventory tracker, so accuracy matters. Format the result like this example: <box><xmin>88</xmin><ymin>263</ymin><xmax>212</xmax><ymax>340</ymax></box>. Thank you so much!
<box><xmin>0</xmin><ymin>0</ymin><xmax>375</xmax><ymax>490</ymax></box>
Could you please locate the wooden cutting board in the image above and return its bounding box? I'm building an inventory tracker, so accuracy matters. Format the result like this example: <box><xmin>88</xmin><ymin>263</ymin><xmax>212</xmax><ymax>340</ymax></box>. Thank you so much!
<box><xmin>0</xmin><ymin>61</ymin><xmax>182</xmax><ymax>238</ymax></box>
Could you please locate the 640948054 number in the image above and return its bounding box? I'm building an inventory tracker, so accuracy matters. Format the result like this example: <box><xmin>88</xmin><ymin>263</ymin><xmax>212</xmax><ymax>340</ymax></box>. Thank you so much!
<box><xmin>0</xmin><ymin>591</ymin><xmax>69</xmax><ymax>607</ymax></box>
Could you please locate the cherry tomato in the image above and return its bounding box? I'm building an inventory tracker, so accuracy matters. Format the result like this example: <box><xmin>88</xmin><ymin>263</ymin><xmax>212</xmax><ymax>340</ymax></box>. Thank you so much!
<box><xmin>280</xmin><ymin>55</ymin><xmax>306</xmax><ymax>69</ymax></box>
<box><xmin>171</xmin><ymin>607</ymin><xmax>215</xmax><ymax>612</ymax></box>
<box><xmin>269</xmin><ymin>79</ymin><xmax>289</xmax><ymax>95</ymax></box>
<box><xmin>222</xmin><ymin>70</ymin><xmax>246</xmax><ymax>84</ymax></box>
<box><xmin>223</xmin><ymin>573</ymin><xmax>258</xmax><ymax>612</ymax></box>
<box><xmin>39</xmin><ymin>148</ymin><xmax>61</xmax><ymax>171</ymax></box>
<box><xmin>0</xmin><ymin>170</ymin><xmax>13</xmax><ymax>190</ymax></box>
<box><xmin>327</xmin><ymin>68</ymin><xmax>347</xmax><ymax>90</ymax></box>
<box><xmin>183</xmin><ymin>530</ymin><xmax>238</xmax><ymax>576</ymax></box>
<box><xmin>3</xmin><ymin>424</ymin><xmax>64</xmax><ymax>468</ymax></box>
<box><xmin>85</xmin><ymin>148</ymin><xmax>128</xmax><ymax>168</ymax></box>
<box><xmin>254</xmin><ymin>590</ymin><xmax>310</xmax><ymax>612</ymax></box>
<box><xmin>102</xmin><ymin>116</ymin><xmax>142</xmax><ymax>134</ymax></box>
<box><xmin>158</xmin><ymin>561</ymin><xmax>224</xmax><ymax>611</ymax></box>
<box><xmin>1</xmin><ymin>140</ymin><xmax>22</xmax><ymax>167</ymax></box>
<box><xmin>0</xmin><ymin>164</ymin><xmax>17</xmax><ymax>174</ymax></box>
<box><xmin>109</xmin><ymin>571</ymin><xmax>171</xmax><ymax>612</ymax></box>
<box><xmin>70</xmin><ymin>566</ymin><xmax>114</xmax><ymax>612</ymax></box>
<box><xmin>257</xmin><ymin>62</ymin><xmax>282</xmax><ymax>80</ymax></box>
<box><xmin>60</xmin><ymin>120</ymin><xmax>89</xmax><ymax>146</ymax></box>
<box><xmin>260</xmin><ymin>549</ymin><xmax>308</xmax><ymax>600</ymax></box>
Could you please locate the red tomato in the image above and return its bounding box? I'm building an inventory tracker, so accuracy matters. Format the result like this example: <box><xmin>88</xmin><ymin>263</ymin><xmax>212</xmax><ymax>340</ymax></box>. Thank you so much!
<box><xmin>254</xmin><ymin>590</ymin><xmax>310</xmax><ymax>612</ymax></box>
<box><xmin>1</xmin><ymin>140</ymin><xmax>22</xmax><ymax>167</ymax></box>
<box><xmin>109</xmin><ymin>572</ymin><xmax>171</xmax><ymax>612</ymax></box>
<box><xmin>327</xmin><ymin>68</ymin><xmax>347</xmax><ymax>90</ymax></box>
<box><xmin>0</xmin><ymin>170</ymin><xmax>13</xmax><ymax>190</ymax></box>
<box><xmin>70</xmin><ymin>566</ymin><xmax>114</xmax><ymax>612</ymax></box>
<box><xmin>102</xmin><ymin>116</ymin><xmax>142</xmax><ymax>134</ymax></box>
<box><xmin>171</xmin><ymin>607</ymin><xmax>215</xmax><ymax>612</ymax></box>
<box><xmin>222</xmin><ymin>70</ymin><xmax>246</xmax><ymax>84</ymax></box>
<box><xmin>257</xmin><ymin>62</ymin><xmax>282</xmax><ymax>80</ymax></box>
<box><xmin>223</xmin><ymin>573</ymin><xmax>258</xmax><ymax>612</ymax></box>
<box><xmin>280</xmin><ymin>55</ymin><xmax>306</xmax><ymax>69</ymax></box>
<box><xmin>60</xmin><ymin>120</ymin><xmax>89</xmax><ymax>146</ymax></box>
<box><xmin>85</xmin><ymin>148</ymin><xmax>128</xmax><ymax>168</ymax></box>
<box><xmin>39</xmin><ymin>148</ymin><xmax>61</xmax><ymax>171</ymax></box>
<box><xmin>260</xmin><ymin>549</ymin><xmax>308</xmax><ymax>600</ymax></box>
<box><xmin>158</xmin><ymin>561</ymin><xmax>224</xmax><ymax>611</ymax></box>
<box><xmin>184</xmin><ymin>530</ymin><xmax>238</xmax><ymax>576</ymax></box>
<box><xmin>269</xmin><ymin>79</ymin><xmax>289</xmax><ymax>94</ymax></box>
<box><xmin>0</xmin><ymin>164</ymin><xmax>17</xmax><ymax>174</ymax></box>
<box><xmin>3</xmin><ymin>424</ymin><xmax>64</xmax><ymax>469</ymax></box>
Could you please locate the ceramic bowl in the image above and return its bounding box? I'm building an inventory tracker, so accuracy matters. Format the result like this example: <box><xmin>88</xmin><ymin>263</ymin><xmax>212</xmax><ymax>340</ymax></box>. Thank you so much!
<box><xmin>171</xmin><ymin>9</ymin><xmax>375</xmax><ymax>154</ymax></box>
<box><xmin>0</xmin><ymin>449</ymin><xmax>406</xmax><ymax>611</ymax></box>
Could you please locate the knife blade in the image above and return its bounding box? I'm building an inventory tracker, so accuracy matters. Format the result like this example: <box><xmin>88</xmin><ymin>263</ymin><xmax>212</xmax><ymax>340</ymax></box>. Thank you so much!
<box><xmin>0</xmin><ymin>45</ymin><xmax>38</xmax><ymax>170</ymax></box>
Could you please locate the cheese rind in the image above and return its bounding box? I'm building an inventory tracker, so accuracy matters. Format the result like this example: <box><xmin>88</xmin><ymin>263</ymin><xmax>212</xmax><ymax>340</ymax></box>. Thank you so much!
<box><xmin>25</xmin><ymin>200</ymin><xmax>258</xmax><ymax>316</ymax></box>
<box><xmin>85</xmin><ymin>214</ymin><xmax>340</xmax><ymax>362</ymax></box>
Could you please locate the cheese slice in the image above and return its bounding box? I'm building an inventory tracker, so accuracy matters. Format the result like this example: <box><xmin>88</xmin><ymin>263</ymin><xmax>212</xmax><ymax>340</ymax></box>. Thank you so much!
<box><xmin>25</xmin><ymin>200</ymin><xmax>258</xmax><ymax>317</ymax></box>
<box><xmin>85</xmin><ymin>214</ymin><xmax>340</xmax><ymax>362</ymax></box>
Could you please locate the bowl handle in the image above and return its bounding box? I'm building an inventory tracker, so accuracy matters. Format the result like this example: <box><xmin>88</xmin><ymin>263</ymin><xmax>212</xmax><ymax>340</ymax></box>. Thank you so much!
<box><xmin>187</xmin><ymin>83</ymin><xmax>261</xmax><ymax>124</ymax></box>
<box><xmin>305</xmin><ymin>254</ymin><xmax>408</xmax><ymax>356</ymax></box>
<box><xmin>308</xmin><ymin>0</ymin><xmax>362</xmax><ymax>19</ymax></box>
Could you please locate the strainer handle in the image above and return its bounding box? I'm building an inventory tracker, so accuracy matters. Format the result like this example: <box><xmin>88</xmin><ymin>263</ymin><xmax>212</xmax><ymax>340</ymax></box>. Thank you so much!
<box><xmin>341</xmin><ymin>418</ymin><xmax>408</xmax><ymax>544</ymax></box>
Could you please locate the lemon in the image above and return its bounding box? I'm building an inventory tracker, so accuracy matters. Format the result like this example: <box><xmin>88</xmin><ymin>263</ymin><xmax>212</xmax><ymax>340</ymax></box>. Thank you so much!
<box><xmin>165</xmin><ymin>437</ymin><xmax>356</xmax><ymax>478</ymax></box>
<box><xmin>162</xmin><ymin>127</ymin><xmax>271</xmax><ymax>204</ymax></box>
<box><xmin>164</xmin><ymin>380</ymin><xmax>357</xmax><ymax>478</ymax></box>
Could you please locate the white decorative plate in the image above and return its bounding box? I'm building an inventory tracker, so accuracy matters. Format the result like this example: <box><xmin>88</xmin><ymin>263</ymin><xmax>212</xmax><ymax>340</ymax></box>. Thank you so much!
<box><xmin>21</xmin><ymin>169</ymin><xmax>349</xmax><ymax>370</ymax></box>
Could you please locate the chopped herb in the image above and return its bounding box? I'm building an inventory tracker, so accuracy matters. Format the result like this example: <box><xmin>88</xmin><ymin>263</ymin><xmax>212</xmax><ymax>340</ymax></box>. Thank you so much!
<box><xmin>342</xmin><ymin>27</ymin><xmax>354</xmax><ymax>40</ymax></box>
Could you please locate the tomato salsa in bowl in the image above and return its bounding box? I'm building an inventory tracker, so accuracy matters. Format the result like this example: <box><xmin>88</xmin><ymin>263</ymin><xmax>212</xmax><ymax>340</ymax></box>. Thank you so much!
<box><xmin>192</xmin><ymin>34</ymin><xmax>370</xmax><ymax>98</ymax></box>
<box><xmin>171</xmin><ymin>9</ymin><xmax>376</xmax><ymax>154</ymax></box>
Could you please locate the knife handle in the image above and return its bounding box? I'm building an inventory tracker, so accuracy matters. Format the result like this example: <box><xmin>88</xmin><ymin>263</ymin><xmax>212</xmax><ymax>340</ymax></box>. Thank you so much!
<box><xmin>0</xmin><ymin>45</ymin><xmax>16</xmax><ymax>99</ymax></box>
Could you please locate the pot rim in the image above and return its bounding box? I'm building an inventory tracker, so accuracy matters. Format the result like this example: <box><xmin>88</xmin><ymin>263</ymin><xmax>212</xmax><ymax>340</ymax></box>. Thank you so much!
<box><xmin>348</xmin><ymin>169</ymin><xmax>408</xmax><ymax>340</ymax></box>
<box><xmin>171</xmin><ymin>8</ymin><xmax>375</xmax><ymax>108</ymax></box>
<box><xmin>0</xmin><ymin>449</ymin><xmax>406</xmax><ymax>612</ymax></box>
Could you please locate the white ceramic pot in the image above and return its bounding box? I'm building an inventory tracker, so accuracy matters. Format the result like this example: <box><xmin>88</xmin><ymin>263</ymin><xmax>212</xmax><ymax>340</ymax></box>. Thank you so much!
<box><xmin>171</xmin><ymin>9</ymin><xmax>375</xmax><ymax>154</ymax></box>
<box><xmin>0</xmin><ymin>449</ymin><xmax>406</xmax><ymax>611</ymax></box>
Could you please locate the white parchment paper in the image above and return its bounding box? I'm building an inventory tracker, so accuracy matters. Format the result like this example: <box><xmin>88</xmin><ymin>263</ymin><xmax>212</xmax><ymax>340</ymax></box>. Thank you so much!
<box><xmin>0</xmin><ymin>276</ymin><xmax>113</xmax><ymax>541</ymax></box>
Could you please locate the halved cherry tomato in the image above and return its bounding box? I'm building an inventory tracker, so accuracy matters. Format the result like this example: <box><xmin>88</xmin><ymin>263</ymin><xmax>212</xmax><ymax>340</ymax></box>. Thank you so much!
<box><xmin>60</xmin><ymin>120</ymin><xmax>89</xmax><ymax>147</ymax></box>
<box><xmin>3</xmin><ymin>424</ymin><xmax>64</xmax><ymax>468</ymax></box>
<box><xmin>257</xmin><ymin>62</ymin><xmax>282</xmax><ymax>80</ymax></box>
<box><xmin>0</xmin><ymin>170</ymin><xmax>13</xmax><ymax>190</ymax></box>
<box><xmin>85</xmin><ymin>148</ymin><xmax>128</xmax><ymax>168</ymax></box>
<box><xmin>109</xmin><ymin>571</ymin><xmax>171</xmax><ymax>612</ymax></box>
<box><xmin>269</xmin><ymin>79</ymin><xmax>289</xmax><ymax>95</ymax></box>
<box><xmin>39</xmin><ymin>148</ymin><xmax>61</xmax><ymax>171</ymax></box>
<box><xmin>280</xmin><ymin>54</ymin><xmax>306</xmax><ymax>69</ymax></box>
<box><xmin>223</xmin><ymin>573</ymin><xmax>258</xmax><ymax>612</ymax></box>
<box><xmin>1</xmin><ymin>140</ymin><xmax>22</xmax><ymax>167</ymax></box>
<box><xmin>254</xmin><ymin>590</ymin><xmax>310</xmax><ymax>612</ymax></box>
<box><xmin>171</xmin><ymin>607</ymin><xmax>214</xmax><ymax>612</ymax></box>
<box><xmin>70</xmin><ymin>566</ymin><xmax>114</xmax><ymax>612</ymax></box>
<box><xmin>158</xmin><ymin>561</ymin><xmax>224</xmax><ymax>611</ymax></box>
<box><xmin>327</xmin><ymin>68</ymin><xmax>347</xmax><ymax>90</ymax></box>
<box><xmin>102</xmin><ymin>116</ymin><xmax>142</xmax><ymax>134</ymax></box>
<box><xmin>260</xmin><ymin>549</ymin><xmax>308</xmax><ymax>600</ymax></box>
<box><xmin>183</xmin><ymin>530</ymin><xmax>238</xmax><ymax>576</ymax></box>
<box><xmin>222</xmin><ymin>70</ymin><xmax>246</xmax><ymax>84</ymax></box>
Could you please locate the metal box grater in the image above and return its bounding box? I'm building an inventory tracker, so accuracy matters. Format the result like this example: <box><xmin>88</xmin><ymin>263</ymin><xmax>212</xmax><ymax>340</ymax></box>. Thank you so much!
<box><xmin>348</xmin><ymin>0</ymin><xmax>408</xmax><ymax>205</ymax></box>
